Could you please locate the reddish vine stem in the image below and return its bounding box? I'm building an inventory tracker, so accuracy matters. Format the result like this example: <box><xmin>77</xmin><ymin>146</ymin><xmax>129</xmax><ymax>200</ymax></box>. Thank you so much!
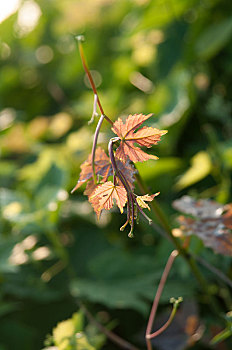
<box><xmin>147</xmin><ymin>302</ymin><xmax>179</xmax><ymax>339</ymax></box>
<box><xmin>76</xmin><ymin>36</ymin><xmax>113</xmax><ymax>126</ymax></box>
<box><xmin>76</xmin><ymin>36</ymin><xmax>114</xmax><ymax>182</ymax></box>
<box><xmin>146</xmin><ymin>250</ymin><xmax>179</xmax><ymax>350</ymax></box>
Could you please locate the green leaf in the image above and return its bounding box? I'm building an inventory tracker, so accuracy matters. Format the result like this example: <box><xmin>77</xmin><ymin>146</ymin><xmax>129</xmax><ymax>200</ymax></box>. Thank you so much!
<box><xmin>70</xmin><ymin>250</ymin><xmax>166</xmax><ymax>314</ymax></box>
<box><xmin>35</xmin><ymin>186</ymin><xmax>63</xmax><ymax>208</ymax></box>
<box><xmin>136</xmin><ymin>157</ymin><xmax>183</xmax><ymax>181</ymax></box>
<box><xmin>195</xmin><ymin>17</ymin><xmax>232</xmax><ymax>59</ymax></box>
<box><xmin>0</xmin><ymin>302</ymin><xmax>19</xmax><ymax>318</ymax></box>
<box><xmin>138</xmin><ymin>0</ymin><xmax>196</xmax><ymax>30</ymax></box>
<box><xmin>0</xmin><ymin>319</ymin><xmax>36</xmax><ymax>350</ymax></box>
<box><xmin>52</xmin><ymin>312</ymin><xmax>105</xmax><ymax>350</ymax></box>
<box><xmin>175</xmin><ymin>151</ymin><xmax>212</xmax><ymax>190</ymax></box>
<box><xmin>3</xmin><ymin>268</ymin><xmax>66</xmax><ymax>302</ymax></box>
<box><xmin>0</xmin><ymin>188</ymin><xmax>27</xmax><ymax>209</ymax></box>
<box><xmin>36</xmin><ymin>163</ymin><xmax>67</xmax><ymax>192</ymax></box>
<box><xmin>0</xmin><ymin>239</ymin><xmax>18</xmax><ymax>273</ymax></box>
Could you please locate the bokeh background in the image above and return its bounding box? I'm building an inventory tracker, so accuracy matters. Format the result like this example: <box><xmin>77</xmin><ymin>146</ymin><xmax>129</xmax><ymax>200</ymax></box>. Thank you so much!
<box><xmin>0</xmin><ymin>0</ymin><xmax>232</xmax><ymax>349</ymax></box>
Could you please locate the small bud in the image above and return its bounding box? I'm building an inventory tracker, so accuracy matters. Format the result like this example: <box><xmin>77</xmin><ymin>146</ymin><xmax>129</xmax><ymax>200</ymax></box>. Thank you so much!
<box><xmin>75</xmin><ymin>35</ymin><xmax>85</xmax><ymax>42</ymax></box>
<box><xmin>128</xmin><ymin>226</ymin><xmax>134</xmax><ymax>238</ymax></box>
<box><xmin>170</xmin><ymin>296</ymin><xmax>183</xmax><ymax>308</ymax></box>
<box><xmin>120</xmin><ymin>220</ymin><xmax>129</xmax><ymax>231</ymax></box>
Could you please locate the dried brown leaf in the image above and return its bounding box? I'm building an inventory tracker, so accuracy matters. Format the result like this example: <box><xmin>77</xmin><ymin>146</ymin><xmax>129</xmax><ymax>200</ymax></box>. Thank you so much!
<box><xmin>173</xmin><ymin>196</ymin><xmax>232</xmax><ymax>256</ymax></box>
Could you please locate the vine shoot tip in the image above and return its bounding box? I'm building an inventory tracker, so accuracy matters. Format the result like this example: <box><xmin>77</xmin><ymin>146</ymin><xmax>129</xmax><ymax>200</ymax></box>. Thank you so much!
<box><xmin>75</xmin><ymin>35</ymin><xmax>85</xmax><ymax>42</ymax></box>
<box><xmin>170</xmin><ymin>296</ymin><xmax>183</xmax><ymax>306</ymax></box>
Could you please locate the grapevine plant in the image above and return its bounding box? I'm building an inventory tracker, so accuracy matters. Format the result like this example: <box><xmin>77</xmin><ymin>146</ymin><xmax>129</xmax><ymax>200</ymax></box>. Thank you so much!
<box><xmin>72</xmin><ymin>37</ymin><xmax>167</xmax><ymax>237</ymax></box>
<box><xmin>71</xmin><ymin>36</ymin><xmax>232</xmax><ymax>349</ymax></box>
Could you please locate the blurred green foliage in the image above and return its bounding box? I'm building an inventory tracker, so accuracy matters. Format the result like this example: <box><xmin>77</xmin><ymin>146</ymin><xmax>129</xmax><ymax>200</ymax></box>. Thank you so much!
<box><xmin>0</xmin><ymin>0</ymin><xmax>232</xmax><ymax>349</ymax></box>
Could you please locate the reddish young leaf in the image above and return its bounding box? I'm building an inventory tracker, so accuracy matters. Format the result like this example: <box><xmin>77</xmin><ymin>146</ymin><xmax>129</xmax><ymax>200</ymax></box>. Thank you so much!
<box><xmin>173</xmin><ymin>196</ymin><xmax>232</xmax><ymax>257</ymax></box>
<box><xmin>89</xmin><ymin>191</ymin><xmax>102</xmax><ymax>220</ymax></box>
<box><xmin>90</xmin><ymin>181</ymin><xmax>127</xmax><ymax>216</ymax></box>
<box><xmin>83</xmin><ymin>180</ymin><xmax>102</xmax><ymax>219</ymax></box>
<box><xmin>71</xmin><ymin>147</ymin><xmax>112</xmax><ymax>192</ymax></box>
<box><xmin>84</xmin><ymin>180</ymin><xmax>99</xmax><ymax>198</ymax></box>
<box><xmin>112</xmin><ymin>113</ymin><xmax>167</xmax><ymax>162</ymax></box>
<box><xmin>72</xmin><ymin>147</ymin><xmax>136</xmax><ymax>193</ymax></box>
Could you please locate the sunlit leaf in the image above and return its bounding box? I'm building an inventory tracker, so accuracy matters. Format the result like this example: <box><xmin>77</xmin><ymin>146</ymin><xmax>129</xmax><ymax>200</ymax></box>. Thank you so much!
<box><xmin>175</xmin><ymin>151</ymin><xmax>211</xmax><ymax>190</ymax></box>
<box><xmin>89</xmin><ymin>181</ymin><xmax>127</xmax><ymax>217</ymax></box>
<box><xmin>52</xmin><ymin>312</ymin><xmax>104</xmax><ymax>350</ymax></box>
<box><xmin>49</xmin><ymin>112</ymin><xmax>73</xmax><ymax>138</ymax></box>
<box><xmin>136</xmin><ymin>193</ymin><xmax>159</xmax><ymax>210</ymax></box>
<box><xmin>112</xmin><ymin>114</ymin><xmax>167</xmax><ymax>162</ymax></box>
